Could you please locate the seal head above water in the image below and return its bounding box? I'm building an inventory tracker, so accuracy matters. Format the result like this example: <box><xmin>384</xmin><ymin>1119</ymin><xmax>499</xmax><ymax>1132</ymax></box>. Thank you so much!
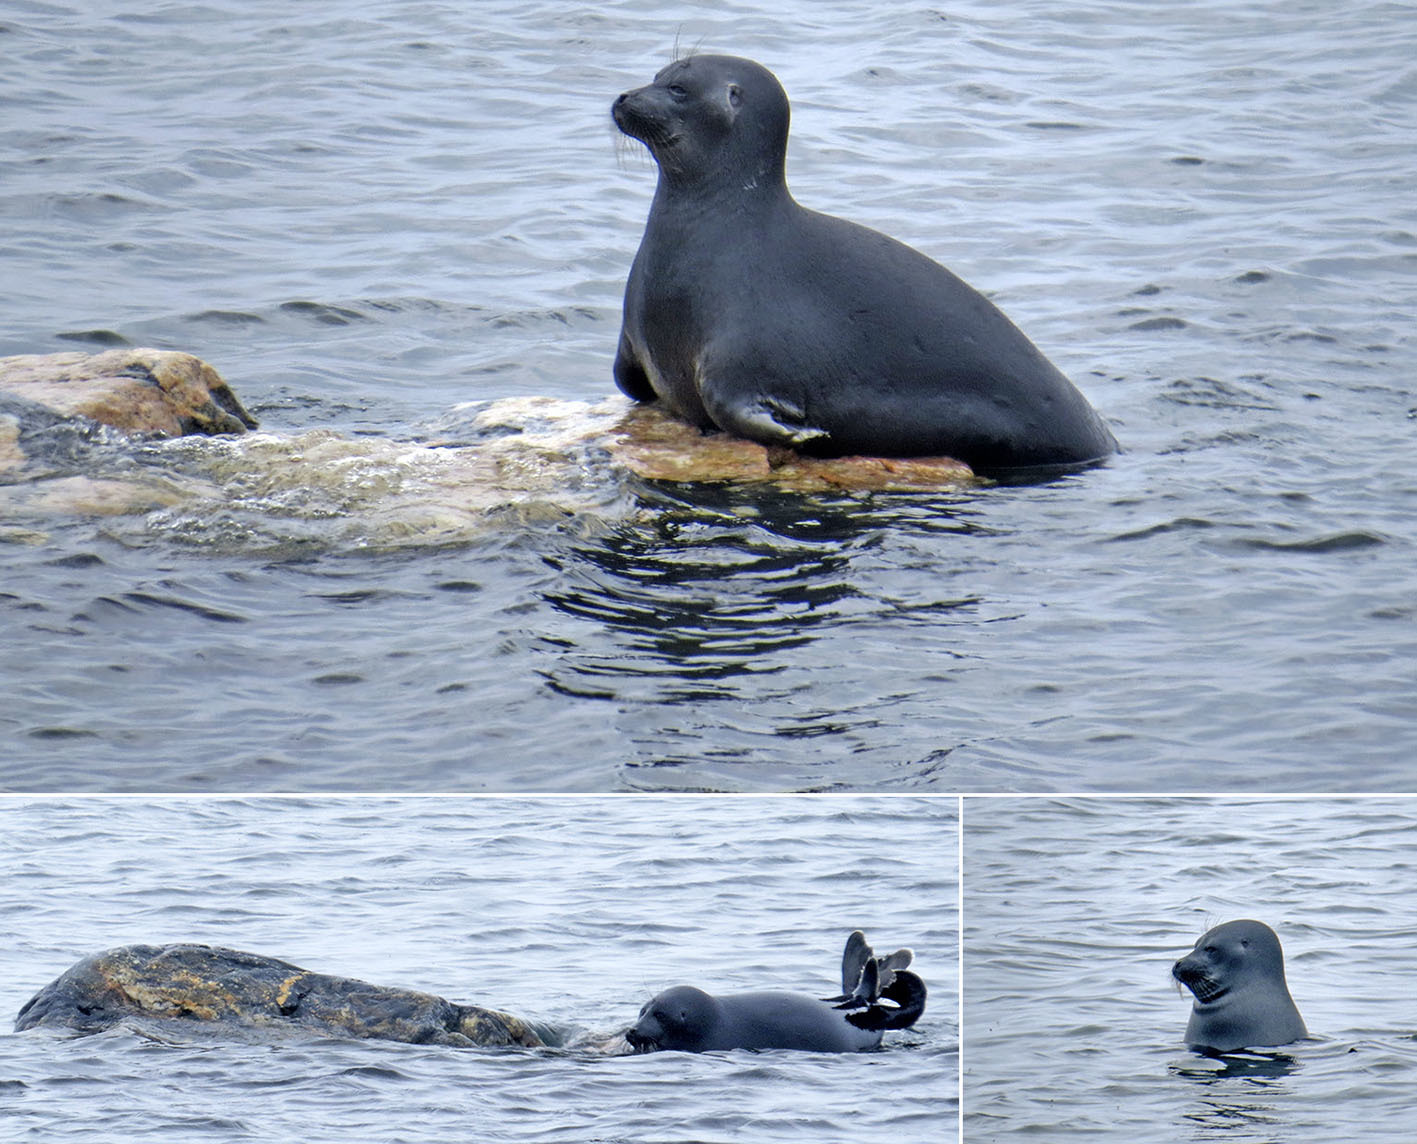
<box><xmin>625</xmin><ymin>930</ymin><xmax>926</xmax><ymax>1053</ymax></box>
<box><xmin>611</xmin><ymin>54</ymin><xmax>1117</xmax><ymax>477</ymax></box>
<box><xmin>1171</xmin><ymin>919</ymin><xmax>1307</xmax><ymax>1053</ymax></box>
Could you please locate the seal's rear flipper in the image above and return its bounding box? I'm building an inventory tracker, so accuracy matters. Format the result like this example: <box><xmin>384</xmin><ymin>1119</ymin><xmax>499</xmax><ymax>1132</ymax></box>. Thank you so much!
<box><xmin>825</xmin><ymin>932</ymin><xmax>916</xmax><ymax>1003</ymax></box>
<box><xmin>877</xmin><ymin>948</ymin><xmax>913</xmax><ymax>986</ymax></box>
<box><xmin>831</xmin><ymin>955</ymin><xmax>879</xmax><ymax>1011</ymax></box>
<box><xmin>845</xmin><ymin>970</ymin><xmax>927</xmax><ymax>1032</ymax></box>
<box><xmin>840</xmin><ymin>930</ymin><xmax>870</xmax><ymax>995</ymax></box>
<box><xmin>823</xmin><ymin>930</ymin><xmax>874</xmax><ymax>1004</ymax></box>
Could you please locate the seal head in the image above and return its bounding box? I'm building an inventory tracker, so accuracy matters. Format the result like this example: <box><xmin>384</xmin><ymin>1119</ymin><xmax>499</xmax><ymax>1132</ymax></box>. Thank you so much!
<box><xmin>1171</xmin><ymin>919</ymin><xmax>1307</xmax><ymax>1053</ymax></box>
<box><xmin>626</xmin><ymin>984</ymin><xmax>729</xmax><ymax>1052</ymax></box>
<box><xmin>613</xmin><ymin>55</ymin><xmax>787</xmax><ymax>194</ymax></box>
<box><xmin>611</xmin><ymin>54</ymin><xmax>1118</xmax><ymax>476</ymax></box>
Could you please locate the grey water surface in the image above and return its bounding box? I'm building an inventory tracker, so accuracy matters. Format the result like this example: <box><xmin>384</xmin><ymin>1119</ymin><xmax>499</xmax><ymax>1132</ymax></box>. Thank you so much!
<box><xmin>2</xmin><ymin>0</ymin><xmax>1415</xmax><ymax>791</ymax></box>
<box><xmin>963</xmin><ymin>797</ymin><xmax>1417</xmax><ymax>1141</ymax></box>
<box><xmin>0</xmin><ymin>796</ymin><xmax>957</xmax><ymax>1143</ymax></box>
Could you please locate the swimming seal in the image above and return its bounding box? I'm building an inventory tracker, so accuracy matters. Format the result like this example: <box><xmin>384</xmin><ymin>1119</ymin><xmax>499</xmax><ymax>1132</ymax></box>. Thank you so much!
<box><xmin>13</xmin><ymin>943</ymin><xmax>542</xmax><ymax>1048</ymax></box>
<box><xmin>625</xmin><ymin>930</ymin><xmax>925</xmax><ymax>1053</ymax></box>
<box><xmin>1171</xmin><ymin>920</ymin><xmax>1307</xmax><ymax>1053</ymax></box>
<box><xmin>611</xmin><ymin>55</ymin><xmax>1117</xmax><ymax>476</ymax></box>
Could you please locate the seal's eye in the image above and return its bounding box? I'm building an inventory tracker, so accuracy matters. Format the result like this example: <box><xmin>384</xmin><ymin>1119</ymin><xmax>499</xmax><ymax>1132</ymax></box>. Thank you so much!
<box><xmin>667</xmin><ymin>83</ymin><xmax>689</xmax><ymax>98</ymax></box>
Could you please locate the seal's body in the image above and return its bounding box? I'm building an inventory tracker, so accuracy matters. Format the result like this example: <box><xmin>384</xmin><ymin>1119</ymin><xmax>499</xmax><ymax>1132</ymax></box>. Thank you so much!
<box><xmin>14</xmin><ymin>943</ymin><xmax>542</xmax><ymax>1048</ymax></box>
<box><xmin>627</xmin><ymin>985</ymin><xmax>884</xmax><ymax>1052</ymax></box>
<box><xmin>1172</xmin><ymin>920</ymin><xmax>1307</xmax><ymax>1053</ymax></box>
<box><xmin>612</xmin><ymin>54</ymin><xmax>1116</xmax><ymax>476</ymax></box>
<box><xmin>625</xmin><ymin>931</ymin><xmax>925</xmax><ymax>1053</ymax></box>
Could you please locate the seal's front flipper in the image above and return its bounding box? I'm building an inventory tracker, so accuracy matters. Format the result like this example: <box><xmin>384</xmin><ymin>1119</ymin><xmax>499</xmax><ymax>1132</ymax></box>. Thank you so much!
<box><xmin>706</xmin><ymin>388</ymin><xmax>830</xmax><ymax>449</ymax></box>
<box><xmin>613</xmin><ymin>332</ymin><xmax>656</xmax><ymax>402</ymax></box>
<box><xmin>845</xmin><ymin>970</ymin><xmax>927</xmax><ymax>1032</ymax></box>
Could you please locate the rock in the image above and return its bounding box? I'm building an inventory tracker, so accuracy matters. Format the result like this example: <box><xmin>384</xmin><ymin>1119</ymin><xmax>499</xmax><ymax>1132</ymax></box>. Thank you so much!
<box><xmin>0</xmin><ymin>348</ymin><xmax>257</xmax><ymax>438</ymax></box>
<box><xmin>468</xmin><ymin>397</ymin><xmax>977</xmax><ymax>493</ymax></box>
<box><xmin>15</xmin><ymin>943</ymin><xmax>543</xmax><ymax>1049</ymax></box>
<box><xmin>0</xmin><ymin>414</ymin><xmax>23</xmax><ymax>476</ymax></box>
<box><xmin>0</xmin><ymin>349</ymin><xmax>976</xmax><ymax>543</ymax></box>
<box><xmin>608</xmin><ymin>404</ymin><xmax>976</xmax><ymax>491</ymax></box>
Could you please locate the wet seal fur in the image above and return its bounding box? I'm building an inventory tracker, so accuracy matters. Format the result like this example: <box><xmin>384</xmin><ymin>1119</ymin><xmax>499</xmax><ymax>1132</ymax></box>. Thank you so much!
<box><xmin>1171</xmin><ymin>920</ymin><xmax>1307</xmax><ymax>1053</ymax></box>
<box><xmin>14</xmin><ymin>943</ymin><xmax>543</xmax><ymax>1048</ymax></box>
<box><xmin>625</xmin><ymin>930</ymin><xmax>925</xmax><ymax>1053</ymax></box>
<box><xmin>611</xmin><ymin>54</ymin><xmax>1117</xmax><ymax>477</ymax></box>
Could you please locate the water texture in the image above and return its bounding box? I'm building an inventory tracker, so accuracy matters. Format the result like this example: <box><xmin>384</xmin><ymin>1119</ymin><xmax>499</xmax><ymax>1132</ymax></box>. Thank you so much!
<box><xmin>1</xmin><ymin>1</ymin><xmax>1414</xmax><ymax>790</ymax></box>
<box><xmin>963</xmin><ymin>797</ymin><xmax>1417</xmax><ymax>1141</ymax></box>
<box><xmin>0</xmin><ymin>796</ymin><xmax>958</xmax><ymax>1143</ymax></box>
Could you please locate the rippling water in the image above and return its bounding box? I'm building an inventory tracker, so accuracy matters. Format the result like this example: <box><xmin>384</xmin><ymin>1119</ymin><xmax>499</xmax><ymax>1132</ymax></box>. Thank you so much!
<box><xmin>963</xmin><ymin>797</ymin><xmax>1417</xmax><ymax>1141</ymax></box>
<box><xmin>2</xmin><ymin>0</ymin><xmax>1415</xmax><ymax>791</ymax></box>
<box><xmin>0</xmin><ymin>797</ymin><xmax>957</xmax><ymax>1142</ymax></box>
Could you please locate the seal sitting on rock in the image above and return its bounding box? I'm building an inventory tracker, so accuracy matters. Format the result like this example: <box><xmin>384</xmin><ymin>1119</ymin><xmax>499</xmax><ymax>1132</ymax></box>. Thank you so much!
<box><xmin>14</xmin><ymin>943</ymin><xmax>542</xmax><ymax>1048</ymax></box>
<box><xmin>625</xmin><ymin>930</ymin><xmax>926</xmax><ymax>1053</ymax></box>
<box><xmin>611</xmin><ymin>54</ymin><xmax>1117</xmax><ymax>476</ymax></box>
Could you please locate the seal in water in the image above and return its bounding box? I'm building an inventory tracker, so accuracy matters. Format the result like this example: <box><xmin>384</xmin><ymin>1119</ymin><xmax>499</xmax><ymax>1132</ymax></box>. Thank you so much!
<box><xmin>1171</xmin><ymin>920</ymin><xmax>1307</xmax><ymax>1053</ymax></box>
<box><xmin>611</xmin><ymin>54</ymin><xmax>1117</xmax><ymax>477</ymax></box>
<box><xmin>14</xmin><ymin>943</ymin><xmax>543</xmax><ymax>1048</ymax></box>
<box><xmin>625</xmin><ymin>930</ymin><xmax>925</xmax><ymax>1053</ymax></box>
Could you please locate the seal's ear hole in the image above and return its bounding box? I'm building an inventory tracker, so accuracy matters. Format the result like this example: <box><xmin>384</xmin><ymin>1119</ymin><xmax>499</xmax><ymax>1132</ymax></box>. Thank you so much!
<box><xmin>727</xmin><ymin>83</ymin><xmax>742</xmax><ymax>109</ymax></box>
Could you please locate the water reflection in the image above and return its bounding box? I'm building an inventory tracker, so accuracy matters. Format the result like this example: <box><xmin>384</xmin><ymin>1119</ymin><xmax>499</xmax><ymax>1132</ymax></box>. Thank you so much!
<box><xmin>1171</xmin><ymin>1049</ymin><xmax>1302</xmax><ymax>1082</ymax></box>
<box><xmin>1170</xmin><ymin>1049</ymin><xmax>1302</xmax><ymax>1136</ymax></box>
<box><xmin>540</xmin><ymin>482</ymin><xmax>986</xmax><ymax>703</ymax></box>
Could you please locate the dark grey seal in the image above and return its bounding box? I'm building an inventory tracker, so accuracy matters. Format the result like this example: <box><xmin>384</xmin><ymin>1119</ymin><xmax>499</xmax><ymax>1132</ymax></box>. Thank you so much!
<box><xmin>1172</xmin><ymin>919</ymin><xmax>1308</xmax><ymax>1053</ymax></box>
<box><xmin>625</xmin><ymin>930</ymin><xmax>926</xmax><ymax>1053</ymax></box>
<box><xmin>611</xmin><ymin>54</ymin><xmax>1118</xmax><ymax>477</ymax></box>
<box><xmin>14</xmin><ymin>943</ymin><xmax>543</xmax><ymax>1048</ymax></box>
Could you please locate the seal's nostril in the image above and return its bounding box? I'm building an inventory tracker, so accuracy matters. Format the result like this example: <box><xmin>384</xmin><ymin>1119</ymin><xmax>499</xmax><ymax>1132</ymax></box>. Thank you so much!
<box><xmin>615</xmin><ymin>92</ymin><xmax>628</xmax><ymax>106</ymax></box>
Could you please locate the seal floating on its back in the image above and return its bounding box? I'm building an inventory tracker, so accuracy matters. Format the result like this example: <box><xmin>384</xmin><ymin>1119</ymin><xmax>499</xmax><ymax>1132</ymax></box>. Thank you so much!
<box><xmin>1172</xmin><ymin>919</ymin><xmax>1307</xmax><ymax>1053</ymax></box>
<box><xmin>611</xmin><ymin>54</ymin><xmax>1117</xmax><ymax>476</ymax></box>
<box><xmin>14</xmin><ymin>943</ymin><xmax>543</xmax><ymax>1048</ymax></box>
<box><xmin>625</xmin><ymin>930</ymin><xmax>926</xmax><ymax>1053</ymax></box>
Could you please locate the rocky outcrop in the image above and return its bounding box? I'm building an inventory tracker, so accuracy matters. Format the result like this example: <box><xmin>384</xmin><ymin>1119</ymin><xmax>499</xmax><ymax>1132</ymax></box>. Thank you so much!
<box><xmin>0</xmin><ymin>349</ymin><xmax>975</xmax><ymax>540</ymax></box>
<box><xmin>15</xmin><ymin>943</ymin><xmax>543</xmax><ymax>1048</ymax></box>
<box><xmin>0</xmin><ymin>348</ymin><xmax>257</xmax><ymax>438</ymax></box>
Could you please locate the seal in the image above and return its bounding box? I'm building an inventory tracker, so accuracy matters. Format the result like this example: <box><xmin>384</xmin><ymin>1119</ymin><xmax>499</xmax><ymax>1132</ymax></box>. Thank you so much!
<box><xmin>611</xmin><ymin>54</ymin><xmax>1117</xmax><ymax>477</ymax></box>
<box><xmin>1171</xmin><ymin>920</ymin><xmax>1307</xmax><ymax>1053</ymax></box>
<box><xmin>13</xmin><ymin>943</ymin><xmax>543</xmax><ymax>1048</ymax></box>
<box><xmin>625</xmin><ymin>930</ymin><xmax>925</xmax><ymax>1053</ymax></box>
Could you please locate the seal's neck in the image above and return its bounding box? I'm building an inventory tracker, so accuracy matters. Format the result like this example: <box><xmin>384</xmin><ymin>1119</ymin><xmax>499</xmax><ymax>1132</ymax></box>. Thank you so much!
<box><xmin>652</xmin><ymin>166</ymin><xmax>792</xmax><ymax>227</ymax></box>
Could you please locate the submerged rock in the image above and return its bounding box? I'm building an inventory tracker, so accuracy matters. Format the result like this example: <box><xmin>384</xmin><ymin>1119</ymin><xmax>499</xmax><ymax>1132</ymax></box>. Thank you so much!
<box><xmin>15</xmin><ymin>943</ymin><xmax>543</xmax><ymax>1048</ymax></box>
<box><xmin>0</xmin><ymin>349</ymin><xmax>976</xmax><ymax>545</ymax></box>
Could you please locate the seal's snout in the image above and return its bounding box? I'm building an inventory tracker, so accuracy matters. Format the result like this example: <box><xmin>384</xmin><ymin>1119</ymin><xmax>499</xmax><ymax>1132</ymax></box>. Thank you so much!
<box><xmin>610</xmin><ymin>90</ymin><xmax>639</xmax><ymax>135</ymax></box>
<box><xmin>1173</xmin><ymin>953</ymin><xmax>1226</xmax><ymax>1004</ymax></box>
<box><xmin>624</xmin><ymin>1026</ymin><xmax>657</xmax><ymax>1053</ymax></box>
